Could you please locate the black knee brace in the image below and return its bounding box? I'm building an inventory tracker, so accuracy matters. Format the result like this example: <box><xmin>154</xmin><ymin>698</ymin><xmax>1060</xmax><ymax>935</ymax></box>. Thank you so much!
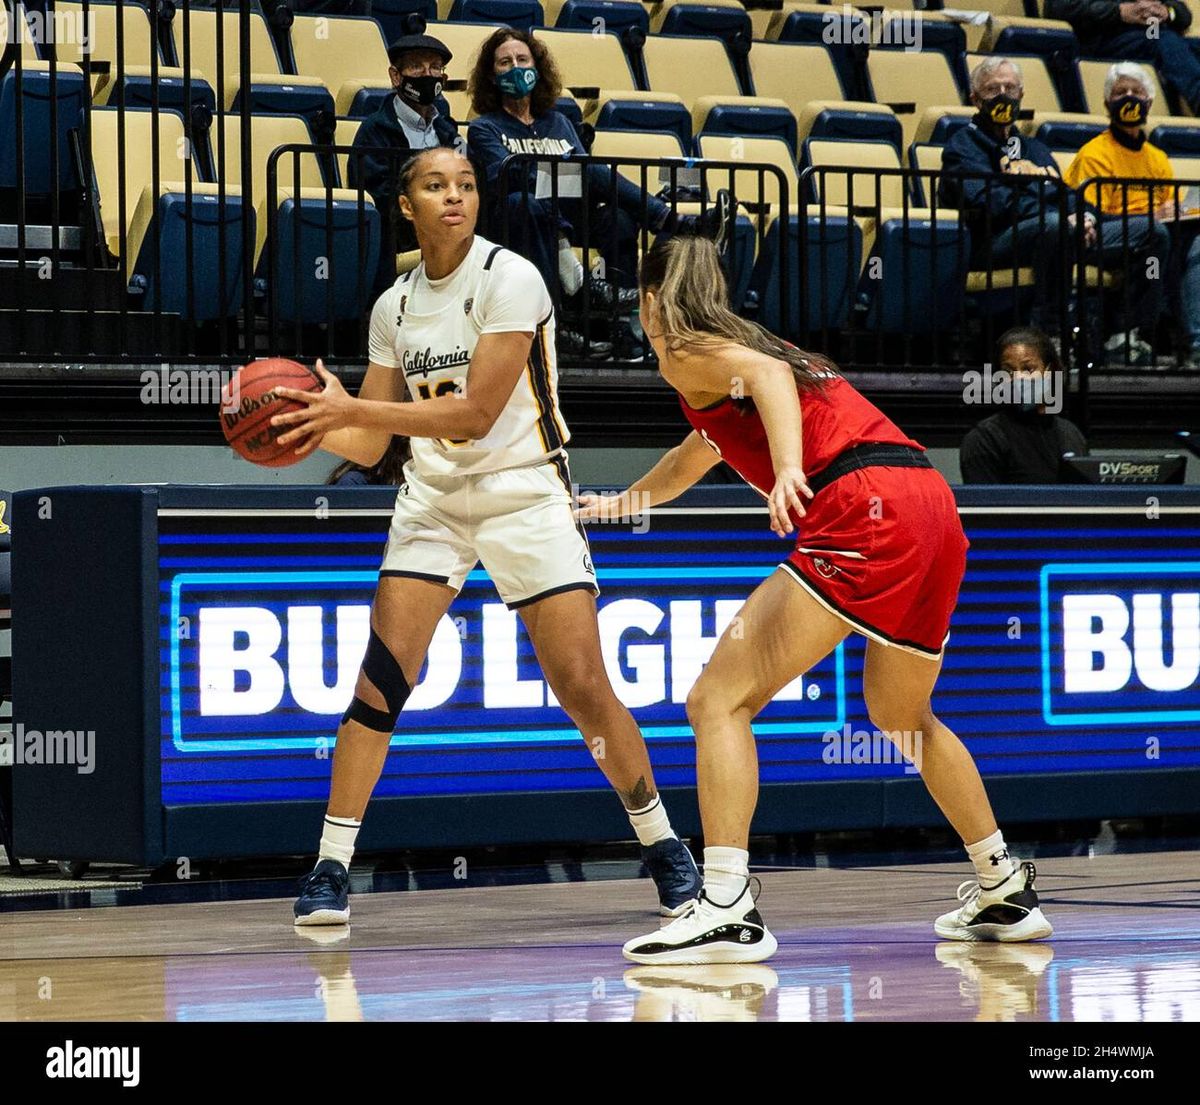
<box><xmin>341</xmin><ymin>629</ymin><xmax>411</xmax><ymax>734</ymax></box>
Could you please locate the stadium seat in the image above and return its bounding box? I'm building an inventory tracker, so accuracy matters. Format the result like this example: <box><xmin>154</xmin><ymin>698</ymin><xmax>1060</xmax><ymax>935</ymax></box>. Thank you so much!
<box><xmin>448</xmin><ymin>0</ymin><xmax>544</xmax><ymax>31</ymax></box>
<box><xmin>795</xmin><ymin>102</ymin><xmax>903</xmax><ymax>154</ymax></box>
<box><xmin>748</xmin><ymin>207</ymin><xmax>863</xmax><ymax>338</ymax></box>
<box><xmin>334</xmin><ymin>118</ymin><xmax>363</xmax><ymax>188</ymax></box>
<box><xmin>867</xmin><ymin>50</ymin><xmax>964</xmax><ymax>149</ymax></box>
<box><xmin>696</xmin><ymin>134</ymin><xmax>799</xmax><ymax>211</ymax></box>
<box><xmin>371</xmin><ymin>0</ymin><xmax>439</xmax><ymax>48</ymax></box>
<box><xmin>169</xmin><ymin>8</ymin><xmax>287</xmax><ymax>111</ymax></box>
<box><xmin>290</xmin><ymin>15</ymin><xmax>392</xmax><ymax>116</ymax></box>
<box><xmin>765</xmin><ymin>3</ymin><xmax>870</xmax><ymax>100</ymax></box>
<box><xmin>1150</xmin><ymin>118</ymin><xmax>1200</xmax><ymax>157</ymax></box>
<box><xmin>532</xmin><ymin>28</ymin><xmax>637</xmax><ymax>91</ymax></box>
<box><xmin>693</xmin><ymin>96</ymin><xmax>797</xmax><ymax>158</ymax></box>
<box><xmin>585</xmin><ymin>91</ymin><xmax>692</xmax><ymax>150</ymax></box>
<box><xmin>426</xmin><ymin>20</ymin><xmax>508</xmax><ymax>74</ymax></box>
<box><xmin>979</xmin><ymin>16</ymin><xmax>1085</xmax><ymax>114</ymax></box>
<box><xmin>642</xmin><ymin>33</ymin><xmax>743</xmax><ymax>105</ymax></box>
<box><xmin>0</xmin><ymin>62</ymin><xmax>88</xmax><ymax>196</ymax></box>
<box><xmin>546</xmin><ymin>0</ymin><xmax>648</xmax><ymax>34</ymax></box>
<box><xmin>908</xmin><ymin>141</ymin><xmax>944</xmax><ymax>206</ymax></box>
<box><xmin>649</xmin><ymin>0</ymin><xmax>751</xmax><ymax>48</ymax></box>
<box><xmin>255</xmin><ymin>186</ymin><xmax>381</xmax><ymax>324</ymax></box>
<box><xmin>873</xmin><ymin>13</ymin><xmax>970</xmax><ymax>96</ymax></box>
<box><xmin>749</xmin><ymin>42</ymin><xmax>845</xmax><ymax>117</ymax></box>
<box><xmin>803</xmin><ymin>137</ymin><xmax>907</xmax><ymax>211</ymax></box>
<box><xmin>51</xmin><ymin>1</ymin><xmax>157</xmax><ymax>99</ymax></box>
<box><xmin>966</xmin><ymin>51</ymin><xmax>1061</xmax><ymax>115</ymax></box>
<box><xmin>857</xmin><ymin>209</ymin><xmax>971</xmax><ymax>334</ymax></box>
<box><xmin>338</xmin><ymin>84</ymin><xmax>401</xmax><ymax>118</ymax></box>
<box><xmin>1027</xmin><ymin>112</ymin><xmax>1107</xmax><ymax>151</ymax></box>
<box><xmin>590</xmin><ymin>128</ymin><xmax>686</xmax><ymax>192</ymax></box>
<box><xmin>913</xmin><ymin>106</ymin><xmax>977</xmax><ymax>145</ymax></box>
<box><xmin>213</xmin><ymin>115</ymin><xmax>328</xmax><ymax>197</ymax></box>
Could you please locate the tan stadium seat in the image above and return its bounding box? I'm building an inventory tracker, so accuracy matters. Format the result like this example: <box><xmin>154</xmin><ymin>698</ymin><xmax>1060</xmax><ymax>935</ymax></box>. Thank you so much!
<box><xmin>88</xmin><ymin>107</ymin><xmax>190</xmax><ymax>258</ymax></box>
<box><xmin>583</xmin><ymin>89</ymin><xmax>689</xmax><ymax>128</ymax></box>
<box><xmin>213</xmin><ymin>115</ymin><xmax>325</xmax><ymax>205</ymax></box>
<box><xmin>748</xmin><ymin>8</ymin><xmax>774</xmax><ymax>40</ymax></box>
<box><xmin>590</xmin><ymin>129</ymin><xmax>687</xmax><ymax>191</ymax></box>
<box><xmin>1050</xmin><ymin>148</ymin><xmax>1075</xmax><ymax>175</ymax></box>
<box><xmin>334</xmin><ymin>118</ymin><xmax>362</xmax><ymax>188</ymax></box>
<box><xmin>696</xmin><ymin>134</ymin><xmax>799</xmax><ymax>210</ymax></box>
<box><xmin>914</xmin><ymin>106</ymin><xmax>977</xmax><ymax>144</ymax></box>
<box><xmin>643</xmin><ymin>34</ymin><xmax>741</xmax><ymax>107</ymax></box>
<box><xmin>806</xmin><ymin>139</ymin><xmax>906</xmax><ymax>210</ymax></box>
<box><xmin>53</xmin><ymin>1</ymin><xmax>157</xmax><ymax>97</ymax></box>
<box><xmin>765</xmin><ymin>3</ymin><xmax>856</xmax><ymax>41</ymax></box>
<box><xmin>426</xmin><ymin>20</ymin><xmax>507</xmax><ymax>75</ymax></box>
<box><xmin>290</xmin><ymin>14</ymin><xmax>391</xmax><ymax>113</ymax></box>
<box><xmin>967</xmin><ymin>52</ymin><xmax>1061</xmax><ymax>114</ymax></box>
<box><xmin>750</xmin><ymin>42</ymin><xmax>843</xmax><ymax>116</ymax></box>
<box><xmin>966</xmin><ymin>0</ymin><xmax>1028</xmax><ymax>16</ymax></box>
<box><xmin>691</xmin><ymin>95</ymin><xmax>792</xmax><ymax>142</ymax></box>
<box><xmin>1078</xmin><ymin>59</ymin><xmax>1165</xmax><ymax>115</ymax></box>
<box><xmin>169</xmin><ymin>7</ymin><xmax>283</xmax><ymax>109</ymax></box>
<box><xmin>123</xmin><ymin>179</ymin><xmax>244</xmax><ymax>282</ymax></box>
<box><xmin>533</xmin><ymin>28</ymin><xmax>637</xmax><ymax>91</ymax></box>
<box><xmin>249</xmin><ymin>185</ymin><xmax>377</xmax><ymax>269</ymax></box>
<box><xmin>1171</xmin><ymin>156</ymin><xmax>1200</xmax><ymax>181</ymax></box>
<box><xmin>868</xmin><ymin>50</ymin><xmax>964</xmax><ymax>148</ymax></box>
<box><xmin>979</xmin><ymin>15</ymin><xmax>1075</xmax><ymax>53</ymax></box>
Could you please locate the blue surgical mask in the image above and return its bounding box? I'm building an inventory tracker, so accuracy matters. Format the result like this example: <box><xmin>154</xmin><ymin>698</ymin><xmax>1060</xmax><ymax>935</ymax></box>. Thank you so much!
<box><xmin>496</xmin><ymin>66</ymin><xmax>538</xmax><ymax>98</ymax></box>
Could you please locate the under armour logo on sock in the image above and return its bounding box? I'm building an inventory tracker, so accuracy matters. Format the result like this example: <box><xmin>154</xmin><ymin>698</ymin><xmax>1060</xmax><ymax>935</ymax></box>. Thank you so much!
<box><xmin>989</xmin><ymin>848</ymin><xmax>1010</xmax><ymax>866</ymax></box>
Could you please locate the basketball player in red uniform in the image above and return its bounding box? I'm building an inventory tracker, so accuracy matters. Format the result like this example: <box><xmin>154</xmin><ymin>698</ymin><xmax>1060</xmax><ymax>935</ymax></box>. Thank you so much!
<box><xmin>578</xmin><ymin>236</ymin><xmax>1053</xmax><ymax>964</ymax></box>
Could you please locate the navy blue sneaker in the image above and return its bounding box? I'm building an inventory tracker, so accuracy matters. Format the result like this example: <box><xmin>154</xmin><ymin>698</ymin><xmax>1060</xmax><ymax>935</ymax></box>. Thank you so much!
<box><xmin>642</xmin><ymin>837</ymin><xmax>702</xmax><ymax>917</ymax></box>
<box><xmin>293</xmin><ymin>859</ymin><xmax>350</xmax><ymax>926</ymax></box>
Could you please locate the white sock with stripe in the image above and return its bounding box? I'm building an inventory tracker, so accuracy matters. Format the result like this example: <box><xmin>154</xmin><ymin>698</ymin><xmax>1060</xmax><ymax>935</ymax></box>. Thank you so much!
<box><xmin>627</xmin><ymin>796</ymin><xmax>674</xmax><ymax>847</ymax></box>
<box><xmin>966</xmin><ymin>830</ymin><xmax>1016</xmax><ymax>890</ymax></box>
<box><xmin>318</xmin><ymin>815</ymin><xmax>361</xmax><ymax>869</ymax></box>
<box><xmin>703</xmin><ymin>846</ymin><xmax>750</xmax><ymax>904</ymax></box>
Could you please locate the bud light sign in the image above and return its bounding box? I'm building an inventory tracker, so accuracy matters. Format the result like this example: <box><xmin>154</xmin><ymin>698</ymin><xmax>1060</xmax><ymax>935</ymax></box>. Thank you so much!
<box><xmin>1040</xmin><ymin>562</ymin><xmax>1200</xmax><ymax>725</ymax></box>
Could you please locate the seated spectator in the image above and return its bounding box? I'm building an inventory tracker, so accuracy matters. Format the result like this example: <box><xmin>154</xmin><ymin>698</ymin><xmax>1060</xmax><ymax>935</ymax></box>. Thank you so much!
<box><xmin>1065</xmin><ymin>62</ymin><xmax>1200</xmax><ymax>368</ymax></box>
<box><xmin>960</xmin><ymin>327</ymin><xmax>1089</xmax><ymax>483</ymax></box>
<box><xmin>327</xmin><ymin>437</ymin><xmax>411</xmax><ymax>485</ymax></box>
<box><xmin>1045</xmin><ymin>0</ymin><xmax>1200</xmax><ymax>116</ymax></box>
<box><xmin>466</xmin><ymin>28</ymin><xmax>731</xmax><ymax>358</ymax></box>
<box><xmin>939</xmin><ymin>58</ymin><xmax>1095</xmax><ymax>337</ymax></box>
<box><xmin>349</xmin><ymin>34</ymin><xmax>466</xmax><ymax>294</ymax></box>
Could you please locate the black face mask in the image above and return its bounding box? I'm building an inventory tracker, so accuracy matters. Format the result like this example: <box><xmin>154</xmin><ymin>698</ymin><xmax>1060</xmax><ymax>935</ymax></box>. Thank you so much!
<box><xmin>980</xmin><ymin>93</ymin><xmax>1019</xmax><ymax>127</ymax></box>
<box><xmin>1109</xmin><ymin>95</ymin><xmax>1149</xmax><ymax>127</ymax></box>
<box><xmin>398</xmin><ymin>74</ymin><xmax>443</xmax><ymax>107</ymax></box>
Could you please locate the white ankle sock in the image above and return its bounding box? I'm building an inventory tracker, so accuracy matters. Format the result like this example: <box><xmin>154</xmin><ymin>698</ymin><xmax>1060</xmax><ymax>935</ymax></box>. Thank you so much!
<box><xmin>966</xmin><ymin>830</ymin><xmax>1015</xmax><ymax>889</ymax></box>
<box><xmin>627</xmin><ymin>796</ymin><xmax>674</xmax><ymax>847</ymax></box>
<box><xmin>318</xmin><ymin>815</ymin><xmax>361</xmax><ymax>869</ymax></box>
<box><xmin>703</xmin><ymin>846</ymin><xmax>749</xmax><ymax>904</ymax></box>
<box><xmin>558</xmin><ymin>237</ymin><xmax>584</xmax><ymax>295</ymax></box>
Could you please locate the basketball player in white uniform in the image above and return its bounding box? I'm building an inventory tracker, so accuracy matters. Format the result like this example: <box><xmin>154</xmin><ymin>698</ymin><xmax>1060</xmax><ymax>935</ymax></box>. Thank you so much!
<box><xmin>272</xmin><ymin>147</ymin><xmax>701</xmax><ymax>925</ymax></box>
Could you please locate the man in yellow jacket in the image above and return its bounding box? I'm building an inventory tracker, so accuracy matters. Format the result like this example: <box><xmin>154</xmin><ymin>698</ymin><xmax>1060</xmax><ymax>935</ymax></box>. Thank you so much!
<box><xmin>1066</xmin><ymin>62</ymin><xmax>1200</xmax><ymax>368</ymax></box>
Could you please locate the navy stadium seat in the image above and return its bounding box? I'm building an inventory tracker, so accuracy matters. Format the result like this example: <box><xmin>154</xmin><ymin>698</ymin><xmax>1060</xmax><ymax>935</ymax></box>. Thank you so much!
<box><xmin>232</xmin><ymin>81</ymin><xmax>336</xmax><ymax>129</ymax></box>
<box><xmin>371</xmin><ymin>0</ymin><xmax>438</xmax><ymax>45</ymax></box>
<box><xmin>103</xmin><ymin>73</ymin><xmax>218</xmax><ymax>117</ymax></box>
<box><xmin>1150</xmin><ymin>123</ymin><xmax>1200</xmax><ymax>158</ymax></box>
<box><xmin>0</xmin><ymin>64</ymin><xmax>88</xmax><ymax>195</ymax></box>
<box><xmin>595</xmin><ymin>97</ymin><xmax>691</xmax><ymax>150</ymax></box>
<box><xmin>553</xmin><ymin>0</ymin><xmax>647</xmax><ymax>34</ymax></box>
<box><xmin>799</xmin><ymin>105</ymin><xmax>903</xmax><ymax>154</ymax></box>
<box><xmin>697</xmin><ymin>100</ymin><xmax>796</xmax><ymax>159</ymax></box>
<box><xmin>772</xmin><ymin>7</ymin><xmax>870</xmax><ymax>101</ymax></box>
<box><xmin>1034</xmin><ymin>117</ymin><xmax>1106</xmax><ymax>151</ymax></box>
<box><xmin>656</xmin><ymin>2</ymin><xmax>750</xmax><ymax>47</ymax></box>
<box><xmin>448</xmin><ymin>0</ymin><xmax>544</xmax><ymax>30</ymax></box>
<box><xmin>874</xmin><ymin>16</ymin><xmax>969</xmax><ymax>97</ymax></box>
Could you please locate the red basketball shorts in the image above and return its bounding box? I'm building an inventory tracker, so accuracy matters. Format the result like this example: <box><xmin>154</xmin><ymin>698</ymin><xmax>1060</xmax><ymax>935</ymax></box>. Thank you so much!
<box><xmin>780</xmin><ymin>465</ymin><xmax>969</xmax><ymax>659</ymax></box>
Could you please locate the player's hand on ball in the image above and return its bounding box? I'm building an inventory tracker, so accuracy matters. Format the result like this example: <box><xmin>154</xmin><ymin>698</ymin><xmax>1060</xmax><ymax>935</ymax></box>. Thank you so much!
<box><xmin>575</xmin><ymin>491</ymin><xmax>629</xmax><ymax>522</ymax></box>
<box><xmin>768</xmin><ymin>466</ymin><xmax>812</xmax><ymax>536</ymax></box>
<box><xmin>271</xmin><ymin>360</ymin><xmax>353</xmax><ymax>454</ymax></box>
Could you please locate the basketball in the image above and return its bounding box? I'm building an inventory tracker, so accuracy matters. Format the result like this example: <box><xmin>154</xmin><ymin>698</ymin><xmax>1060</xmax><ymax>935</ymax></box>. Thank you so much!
<box><xmin>219</xmin><ymin>358</ymin><xmax>323</xmax><ymax>467</ymax></box>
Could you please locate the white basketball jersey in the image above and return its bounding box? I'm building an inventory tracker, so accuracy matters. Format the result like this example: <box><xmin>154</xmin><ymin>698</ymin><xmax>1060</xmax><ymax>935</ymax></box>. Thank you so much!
<box><xmin>367</xmin><ymin>235</ymin><xmax>568</xmax><ymax>479</ymax></box>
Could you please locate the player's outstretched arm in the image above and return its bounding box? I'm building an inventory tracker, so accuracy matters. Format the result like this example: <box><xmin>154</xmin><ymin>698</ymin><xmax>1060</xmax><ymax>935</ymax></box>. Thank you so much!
<box><xmin>300</xmin><ymin>360</ymin><xmax>402</xmax><ymax>466</ymax></box>
<box><xmin>576</xmin><ymin>431</ymin><xmax>720</xmax><ymax>522</ymax></box>
<box><xmin>272</xmin><ymin>332</ymin><xmax>533</xmax><ymax>454</ymax></box>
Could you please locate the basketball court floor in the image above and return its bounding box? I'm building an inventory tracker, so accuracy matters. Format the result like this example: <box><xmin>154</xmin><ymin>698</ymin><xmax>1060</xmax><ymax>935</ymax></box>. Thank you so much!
<box><xmin>3</xmin><ymin>841</ymin><xmax>1197</xmax><ymax>1022</ymax></box>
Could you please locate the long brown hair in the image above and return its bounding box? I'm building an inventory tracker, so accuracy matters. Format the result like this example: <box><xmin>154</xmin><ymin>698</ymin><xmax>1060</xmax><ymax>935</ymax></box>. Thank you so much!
<box><xmin>639</xmin><ymin>236</ymin><xmax>837</xmax><ymax>395</ymax></box>
<box><xmin>468</xmin><ymin>28</ymin><xmax>564</xmax><ymax>119</ymax></box>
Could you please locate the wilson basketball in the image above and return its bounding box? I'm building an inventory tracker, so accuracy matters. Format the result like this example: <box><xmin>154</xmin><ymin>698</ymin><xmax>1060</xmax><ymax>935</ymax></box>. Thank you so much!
<box><xmin>220</xmin><ymin>358</ymin><xmax>323</xmax><ymax>467</ymax></box>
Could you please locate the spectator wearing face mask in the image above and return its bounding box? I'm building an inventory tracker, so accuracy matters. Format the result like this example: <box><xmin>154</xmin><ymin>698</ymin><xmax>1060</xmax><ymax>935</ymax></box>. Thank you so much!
<box><xmin>940</xmin><ymin>58</ymin><xmax>1096</xmax><ymax>338</ymax></box>
<box><xmin>1045</xmin><ymin>0</ymin><xmax>1200</xmax><ymax>116</ymax></box>
<box><xmin>466</xmin><ymin>28</ymin><xmax>731</xmax><ymax>359</ymax></box>
<box><xmin>350</xmin><ymin>34</ymin><xmax>466</xmax><ymax>293</ymax></box>
<box><xmin>1065</xmin><ymin>62</ymin><xmax>1200</xmax><ymax>369</ymax></box>
<box><xmin>960</xmin><ymin>327</ymin><xmax>1089</xmax><ymax>483</ymax></box>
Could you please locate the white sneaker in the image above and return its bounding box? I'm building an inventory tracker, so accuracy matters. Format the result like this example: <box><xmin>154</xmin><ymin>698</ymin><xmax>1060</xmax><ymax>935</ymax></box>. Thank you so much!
<box><xmin>934</xmin><ymin>860</ymin><xmax>1053</xmax><ymax>942</ymax></box>
<box><xmin>622</xmin><ymin>880</ymin><xmax>778</xmax><ymax>965</ymax></box>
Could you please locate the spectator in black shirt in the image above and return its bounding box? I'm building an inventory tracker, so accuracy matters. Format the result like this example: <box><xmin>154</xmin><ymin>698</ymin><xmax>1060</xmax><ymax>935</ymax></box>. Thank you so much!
<box><xmin>960</xmin><ymin>327</ymin><xmax>1089</xmax><ymax>483</ymax></box>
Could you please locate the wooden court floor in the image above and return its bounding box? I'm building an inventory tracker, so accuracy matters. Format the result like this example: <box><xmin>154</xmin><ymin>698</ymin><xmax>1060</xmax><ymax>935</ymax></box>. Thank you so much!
<box><xmin>2</xmin><ymin>849</ymin><xmax>1197</xmax><ymax>1022</ymax></box>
